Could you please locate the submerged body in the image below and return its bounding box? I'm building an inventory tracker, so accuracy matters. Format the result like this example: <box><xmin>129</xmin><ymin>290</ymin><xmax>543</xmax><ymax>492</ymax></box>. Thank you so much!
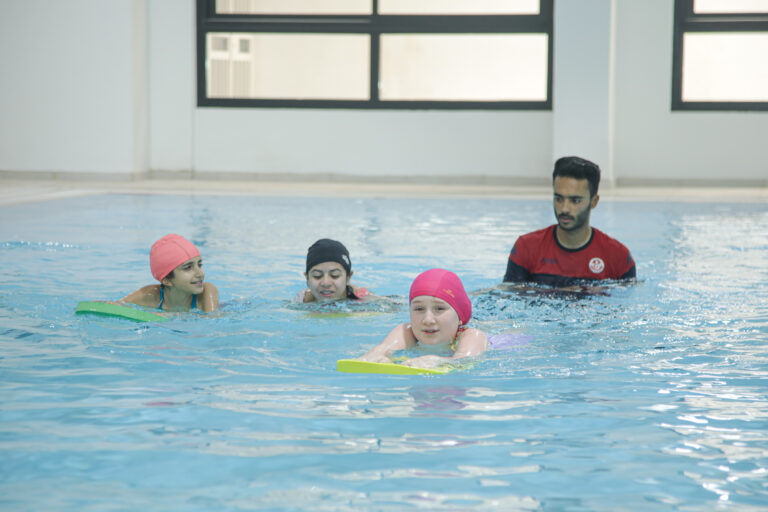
<box><xmin>504</xmin><ymin>157</ymin><xmax>636</xmax><ymax>288</ymax></box>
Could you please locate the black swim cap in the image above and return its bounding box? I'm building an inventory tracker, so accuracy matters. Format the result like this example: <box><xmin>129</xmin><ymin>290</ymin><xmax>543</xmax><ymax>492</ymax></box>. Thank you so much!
<box><xmin>305</xmin><ymin>239</ymin><xmax>351</xmax><ymax>274</ymax></box>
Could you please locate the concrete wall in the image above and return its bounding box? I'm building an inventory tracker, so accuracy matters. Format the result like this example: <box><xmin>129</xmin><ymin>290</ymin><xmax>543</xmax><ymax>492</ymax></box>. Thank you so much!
<box><xmin>0</xmin><ymin>0</ymin><xmax>147</xmax><ymax>176</ymax></box>
<box><xmin>148</xmin><ymin>0</ymin><xmax>194</xmax><ymax>173</ymax></box>
<box><xmin>613</xmin><ymin>1</ymin><xmax>768</xmax><ymax>185</ymax></box>
<box><xmin>1</xmin><ymin>0</ymin><xmax>766</xmax><ymax>185</ymax></box>
<box><xmin>553</xmin><ymin>0</ymin><xmax>615</xmax><ymax>184</ymax></box>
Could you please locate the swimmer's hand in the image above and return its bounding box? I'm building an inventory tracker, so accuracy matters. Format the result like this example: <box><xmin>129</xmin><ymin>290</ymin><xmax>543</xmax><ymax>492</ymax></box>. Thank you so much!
<box><xmin>356</xmin><ymin>354</ymin><xmax>391</xmax><ymax>364</ymax></box>
<box><xmin>400</xmin><ymin>355</ymin><xmax>446</xmax><ymax>369</ymax></box>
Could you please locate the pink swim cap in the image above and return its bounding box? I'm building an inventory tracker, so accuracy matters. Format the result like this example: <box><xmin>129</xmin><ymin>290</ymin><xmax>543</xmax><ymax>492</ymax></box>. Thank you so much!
<box><xmin>149</xmin><ymin>234</ymin><xmax>200</xmax><ymax>281</ymax></box>
<box><xmin>409</xmin><ymin>268</ymin><xmax>472</xmax><ymax>325</ymax></box>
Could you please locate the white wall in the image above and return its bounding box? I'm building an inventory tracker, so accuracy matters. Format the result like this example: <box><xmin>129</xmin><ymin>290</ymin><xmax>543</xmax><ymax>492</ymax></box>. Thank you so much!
<box><xmin>552</xmin><ymin>0</ymin><xmax>614</xmax><ymax>184</ymax></box>
<box><xmin>1</xmin><ymin>0</ymin><xmax>766</xmax><ymax>185</ymax></box>
<box><xmin>192</xmin><ymin>108</ymin><xmax>552</xmax><ymax>180</ymax></box>
<box><xmin>148</xmin><ymin>0</ymin><xmax>194</xmax><ymax>172</ymax></box>
<box><xmin>613</xmin><ymin>1</ymin><xmax>768</xmax><ymax>185</ymax></box>
<box><xmin>0</xmin><ymin>0</ymin><xmax>147</xmax><ymax>176</ymax></box>
<box><xmin>148</xmin><ymin>0</ymin><xmax>554</xmax><ymax>181</ymax></box>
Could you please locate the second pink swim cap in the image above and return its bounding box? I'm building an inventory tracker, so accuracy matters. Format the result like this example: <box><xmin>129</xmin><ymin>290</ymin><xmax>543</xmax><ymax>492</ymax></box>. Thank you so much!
<box><xmin>409</xmin><ymin>268</ymin><xmax>472</xmax><ymax>325</ymax></box>
<box><xmin>149</xmin><ymin>234</ymin><xmax>200</xmax><ymax>281</ymax></box>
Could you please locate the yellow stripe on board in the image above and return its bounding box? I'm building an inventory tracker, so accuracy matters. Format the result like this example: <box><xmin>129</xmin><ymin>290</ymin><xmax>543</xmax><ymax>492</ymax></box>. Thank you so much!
<box><xmin>336</xmin><ymin>359</ymin><xmax>453</xmax><ymax>375</ymax></box>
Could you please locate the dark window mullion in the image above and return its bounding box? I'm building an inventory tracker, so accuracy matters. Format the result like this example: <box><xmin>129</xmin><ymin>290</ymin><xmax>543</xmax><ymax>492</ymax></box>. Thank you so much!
<box><xmin>202</xmin><ymin>19</ymin><xmax>371</xmax><ymax>34</ymax></box>
<box><xmin>203</xmin><ymin>17</ymin><xmax>552</xmax><ymax>34</ymax></box>
<box><xmin>671</xmin><ymin>0</ymin><xmax>687</xmax><ymax>110</ymax></box>
<box><xmin>679</xmin><ymin>20</ymin><xmax>768</xmax><ymax>31</ymax></box>
<box><xmin>374</xmin><ymin>16</ymin><xmax>550</xmax><ymax>33</ymax></box>
<box><xmin>370</xmin><ymin>0</ymin><xmax>379</xmax><ymax>103</ymax></box>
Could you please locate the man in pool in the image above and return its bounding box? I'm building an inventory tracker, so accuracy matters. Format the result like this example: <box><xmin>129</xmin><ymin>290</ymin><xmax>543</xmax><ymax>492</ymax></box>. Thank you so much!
<box><xmin>503</xmin><ymin>156</ymin><xmax>636</xmax><ymax>287</ymax></box>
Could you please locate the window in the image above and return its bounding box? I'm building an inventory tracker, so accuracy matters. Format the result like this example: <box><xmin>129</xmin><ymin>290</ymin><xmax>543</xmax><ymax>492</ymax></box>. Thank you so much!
<box><xmin>196</xmin><ymin>0</ymin><xmax>553</xmax><ymax>109</ymax></box>
<box><xmin>673</xmin><ymin>0</ymin><xmax>768</xmax><ymax>110</ymax></box>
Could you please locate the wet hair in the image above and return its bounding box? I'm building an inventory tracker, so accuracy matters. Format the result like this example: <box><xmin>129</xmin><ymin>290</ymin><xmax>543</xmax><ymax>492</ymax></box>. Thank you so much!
<box><xmin>552</xmin><ymin>156</ymin><xmax>601</xmax><ymax>198</ymax></box>
<box><xmin>160</xmin><ymin>269</ymin><xmax>175</xmax><ymax>289</ymax></box>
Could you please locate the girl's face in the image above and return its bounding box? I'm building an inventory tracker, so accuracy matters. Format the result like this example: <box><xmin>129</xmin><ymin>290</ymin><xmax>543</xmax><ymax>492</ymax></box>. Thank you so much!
<box><xmin>409</xmin><ymin>295</ymin><xmax>461</xmax><ymax>345</ymax></box>
<box><xmin>305</xmin><ymin>262</ymin><xmax>351</xmax><ymax>302</ymax></box>
<box><xmin>163</xmin><ymin>256</ymin><xmax>205</xmax><ymax>294</ymax></box>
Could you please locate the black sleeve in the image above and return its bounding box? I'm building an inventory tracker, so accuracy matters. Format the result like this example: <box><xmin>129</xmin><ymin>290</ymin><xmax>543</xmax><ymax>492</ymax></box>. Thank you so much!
<box><xmin>503</xmin><ymin>258</ymin><xmax>530</xmax><ymax>282</ymax></box>
<box><xmin>620</xmin><ymin>263</ymin><xmax>636</xmax><ymax>279</ymax></box>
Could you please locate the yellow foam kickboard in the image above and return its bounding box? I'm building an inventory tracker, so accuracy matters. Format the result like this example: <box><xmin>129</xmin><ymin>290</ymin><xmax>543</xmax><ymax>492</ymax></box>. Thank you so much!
<box><xmin>336</xmin><ymin>359</ymin><xmax>453</xmax><ymax>375</ymax></box>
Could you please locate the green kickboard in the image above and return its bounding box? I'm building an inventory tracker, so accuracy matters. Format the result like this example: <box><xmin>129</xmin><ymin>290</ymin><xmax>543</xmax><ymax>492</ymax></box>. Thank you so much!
<box><xmin>336</xmin><ymin>359</ymin><xmax>453</xmax><ymax>376</ymax></box>
<box><xmin>75</xmin><ymin>301</ymin><xmax>168</xmax><ymax>323</ymax></box>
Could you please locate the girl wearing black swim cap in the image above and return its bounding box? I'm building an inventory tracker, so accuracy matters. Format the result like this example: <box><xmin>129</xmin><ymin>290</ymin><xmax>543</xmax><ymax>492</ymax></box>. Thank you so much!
<box><xmin>294</xmin><ymin>239</ymin><xmax>371</xmax><ymax>303</ymax></box>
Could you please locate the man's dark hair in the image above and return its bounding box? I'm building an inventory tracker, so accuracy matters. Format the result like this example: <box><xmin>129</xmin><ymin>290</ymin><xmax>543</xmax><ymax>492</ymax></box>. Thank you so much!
<box><xmin>552</xmin><ymin>156</ymin><xmax>601</xmax><ymax>198</ymax></box>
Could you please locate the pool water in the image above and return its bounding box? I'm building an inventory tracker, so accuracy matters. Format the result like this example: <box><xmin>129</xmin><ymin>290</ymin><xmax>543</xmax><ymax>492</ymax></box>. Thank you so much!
<box><xmin>1</xmin><ymin>193</ymin><xmax>767</xmax><ymax>511</ymax></box>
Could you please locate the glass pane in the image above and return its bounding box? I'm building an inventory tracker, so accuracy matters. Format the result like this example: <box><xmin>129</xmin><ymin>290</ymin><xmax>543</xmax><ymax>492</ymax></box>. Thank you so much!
<box><xmin>215</xmin><ymin>0</ymin><xmax>372</xmax><ymax>15</ymax></box>
<box><xmin>683</xmin><ymin>33</ymin><xmax>768</xmax><ymax>102</ymax></box>
<box><xmin>379</xmin><ymin>0</ymin><xmax>539</xmax><ymax>15</ymax></box>
<box><xmin>379</xmin><ymin>34</ymin><xmax>548</xmax><ymax>101</ymax></box>
<box><xmin>206</xmin><ymin>33</ymin><xmax>370</xmax><ymax>100</ymax></box>
<box><xmin>693</xmin><ymin>0</ymin><xmax>768</xmax><ymax>13</ymax></box>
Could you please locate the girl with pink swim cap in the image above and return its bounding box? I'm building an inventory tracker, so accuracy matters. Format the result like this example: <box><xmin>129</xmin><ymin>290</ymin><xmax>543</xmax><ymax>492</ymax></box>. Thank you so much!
<box><xmin>358</xmin><ymin>269</ymin><xmax>487</xmax><ymax>369</ymax></box>
<box><xmin>120</xmin><ymin>234</ymin><xmax>219</xmax><ymax>312</ymax></box>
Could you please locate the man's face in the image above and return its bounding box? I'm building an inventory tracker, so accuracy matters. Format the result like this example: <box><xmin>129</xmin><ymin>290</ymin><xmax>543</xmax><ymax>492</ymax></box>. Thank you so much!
<box><xmin>553</xmin><ymin>177</ymin><xmax>598</xmax><ymax>232</ymax></box>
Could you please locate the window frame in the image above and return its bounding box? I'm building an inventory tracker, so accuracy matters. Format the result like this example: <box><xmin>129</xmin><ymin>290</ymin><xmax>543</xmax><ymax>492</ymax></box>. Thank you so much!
<box><xmin>672</xmin><ymin>0</ymin><xmax>768</xmax><ymax>111</ymax></box>
<box><xmin>196</xmin><ymin>0</ymin><xmax>554</xmax><ymax>110</ymax></box>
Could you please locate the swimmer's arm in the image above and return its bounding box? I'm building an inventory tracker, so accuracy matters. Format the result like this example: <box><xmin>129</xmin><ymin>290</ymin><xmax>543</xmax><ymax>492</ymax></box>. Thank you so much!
<box><xmin>402</xmin><ymin>328</ymin><xmax>489</xmax><ymax>368</ymax></box>
<box><xmin>198</xmin><ymin>282</ymin><xmax>219</xmax><ymax>312</ymax></box>
<box><xmin>119</xmin><ymin>285</ymin><xmax>161</xmax><ymax>308</ymax></box>
<box><xmin>453</xmin><ymin>328</ymin><xmax>489</xmax><ymax>358</ymax></box>
<box><xmin>349</xmin><ymin>284</ymin><xmax>374</xmax><ymax>300</ymax></box>
<box><xmin>293</xmin><ymin>289</ymin><xmax>314</xmax><ymax>303</ymax></box>
<box><xmin>357</xmin><ymin>323</ymin><xmax>417</xmax><ymax>363</ymax></box>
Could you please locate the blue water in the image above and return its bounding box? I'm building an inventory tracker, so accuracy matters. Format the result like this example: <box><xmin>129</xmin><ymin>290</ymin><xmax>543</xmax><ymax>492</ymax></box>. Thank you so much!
<box><xmin>1</xmin><ymin>193</ymin><xmax>767</xmax><ymax>511</ymax></box>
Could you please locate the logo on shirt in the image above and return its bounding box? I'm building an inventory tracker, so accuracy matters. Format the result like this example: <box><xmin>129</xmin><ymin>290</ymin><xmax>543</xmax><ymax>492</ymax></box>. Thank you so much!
<box><xmin>589</xmin><ymin>257</ymin><xmax>605</xmax><ymax>274</ymax></box>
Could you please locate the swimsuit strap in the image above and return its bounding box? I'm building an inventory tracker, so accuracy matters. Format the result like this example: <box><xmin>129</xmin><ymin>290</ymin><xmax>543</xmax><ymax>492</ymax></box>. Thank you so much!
<box><xmin>159</xmin><ymin>286</ymin><xmax>199</xmax><ymax>310</ymax></box>
<box><xmin>451</xmin><ymin>324</ymin><xmax>468</xmax><ymax>351</ymax></box>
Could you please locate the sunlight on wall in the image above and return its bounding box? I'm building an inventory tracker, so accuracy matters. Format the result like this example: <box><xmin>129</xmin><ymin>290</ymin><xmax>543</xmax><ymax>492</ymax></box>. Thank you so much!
<box><xmin>693</xmin><ymin>0</ymin><xmax>768</xmax><ymax>13</ymax></box>
<box><xmin>205</xmin><ymin>32</ymin><xmax>548</xmax><ymax>102</ymax></box>
<box><xmin>215</xmin><ymin>0</ymin><xmax>372</xmax><ymax>14</ymax></box>
<box><xmin>213</xmin><ymin>0</ymin><xmax>540</xmax><ymax>15</ymax></box>
<box><xmin>683</xmin><ymin>33</ymin><xmax>768</xmax><ymax>102</ymax></box>
<box><xmin>379</xmin><ymin>34</ymin><xmax>548</xmax><ymax>101</ymax></box>
<box><xmin>206</xmin><ymin>33</ymin><xmax>370</xmax><ymax>100</ymax></box>
<box><xmin>379</xmin><ymin>0</ymin><xmax>539</xmax><ymax>14</ymax></box>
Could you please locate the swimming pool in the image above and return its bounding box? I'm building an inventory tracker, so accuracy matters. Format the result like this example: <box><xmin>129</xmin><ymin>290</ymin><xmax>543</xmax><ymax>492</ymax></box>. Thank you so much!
<box><xmin>1</xmin><ymin>193</ymin><xmax>766</xmax><ymax>511</ymax></box>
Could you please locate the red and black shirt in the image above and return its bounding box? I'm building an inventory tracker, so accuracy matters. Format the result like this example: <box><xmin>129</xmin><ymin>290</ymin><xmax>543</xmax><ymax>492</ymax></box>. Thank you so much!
<box><xmin>504</xmin><ymin>225</ymin><xmax>635</xmax><ymax>286</ymax></box>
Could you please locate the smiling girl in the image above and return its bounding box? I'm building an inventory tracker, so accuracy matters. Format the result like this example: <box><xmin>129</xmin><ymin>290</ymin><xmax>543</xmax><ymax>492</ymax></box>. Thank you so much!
<box><xmin>294</xmin><ymin>239</ymin><xmax>371</xmax><ymax>303</ymax></box>
<box><xmin>357</xmin><ymin>268</ymin><xmax>487</xmax><ymax>369</ymax></box>
<box><xmin>121</xmin><ymin>234</ymin><xmax>219</xmax><ymax>312</ymax></box>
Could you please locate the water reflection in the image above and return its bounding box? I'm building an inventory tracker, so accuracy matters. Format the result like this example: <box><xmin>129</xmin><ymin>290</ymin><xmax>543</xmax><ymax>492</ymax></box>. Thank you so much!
<box><xmin>1</xmin><ymin>196</ymin><xmax>767</xmax><ymax>511</ymax></box>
